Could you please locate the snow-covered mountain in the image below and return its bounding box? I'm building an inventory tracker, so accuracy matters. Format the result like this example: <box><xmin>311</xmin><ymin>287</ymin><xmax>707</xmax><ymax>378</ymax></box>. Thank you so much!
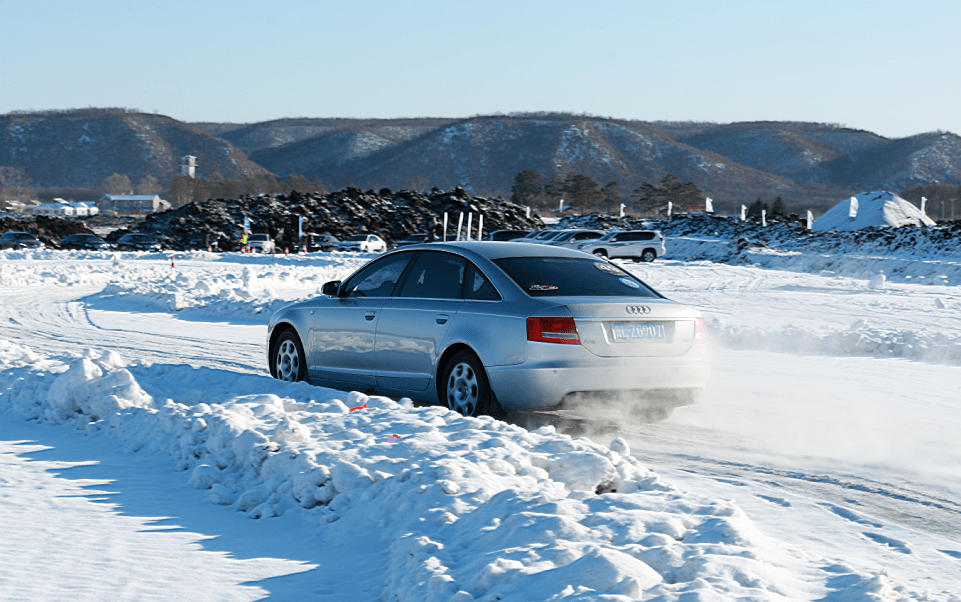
<box><xmin>0</xmin><ymin>109</ymin><xmax>268</xmax><ymax>188</ymax></box>
<box><xmin>5</xmin><ymin>110</ymin><xmax>961</xmax><ymax>213</ymax></box>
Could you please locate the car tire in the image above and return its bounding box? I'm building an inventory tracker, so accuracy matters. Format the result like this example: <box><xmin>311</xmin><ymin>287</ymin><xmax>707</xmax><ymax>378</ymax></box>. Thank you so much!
<box><xmin>640</xmin><ymin>249</ymin><xmax>657</xmax><ymax>263</ymax></box>
<box><xmin>592</xmin><ymin>249</ymin><xmax>608</xmax><ymax>258</ymax></box>
<box><xmin>273</xmin><ymin>329</ymin><xmax>310</xmax><ymax>383</ymax></box>
<box><xmin>443</xmin><ymin>350</ymin><xmax>499</xmax><ymax>418</ymax></box>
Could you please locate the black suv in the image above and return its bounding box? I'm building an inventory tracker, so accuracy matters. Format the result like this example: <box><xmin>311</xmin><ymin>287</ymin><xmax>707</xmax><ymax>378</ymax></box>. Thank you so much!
<box><xmin>61</xmin><ymin>233</ymin><xmax>112</xmax><ymax>251</ymax></box>
<box><xmin>0</xmin><ymin>231</ymin><xmax>44</xmax><ymax>250</ymax></box>
<box><xmin>117</xmin><ymin>233</ymin><xmax>162</xmax><ymax>252</ymax></box>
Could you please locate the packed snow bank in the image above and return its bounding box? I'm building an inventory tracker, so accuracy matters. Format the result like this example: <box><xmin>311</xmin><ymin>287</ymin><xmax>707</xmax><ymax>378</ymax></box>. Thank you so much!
<box><xmin>812</xmin><ymin>191</ymin><xmax>935</xmax><ymax>231</ymax></box>
<box><xmin>1</xmin><ymin>339</ymin><xmax>916</xmax><ymax>601</ymax></box>
<box><xmin>7</xmin><ymin>252</ymin><xmax>961</xmax><ymax>366</ymax></box>
<box><xmin>0</xmin><ymin>252</ymin><xmax>368</xmax><ymax>320</ymax></box>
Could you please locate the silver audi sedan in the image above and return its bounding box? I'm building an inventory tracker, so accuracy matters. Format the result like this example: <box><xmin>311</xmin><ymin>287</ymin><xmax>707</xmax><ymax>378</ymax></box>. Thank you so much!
<box><xmin>267</xmin><ymin>242</ymin><xmax>709</xmax><ymax>419</ymax></box>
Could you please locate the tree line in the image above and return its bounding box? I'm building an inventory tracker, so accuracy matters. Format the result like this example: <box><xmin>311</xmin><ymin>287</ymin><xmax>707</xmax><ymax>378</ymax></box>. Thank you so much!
<box><xmin>0</xmin><ymin>166</ymin><xmax>329</xmax><ymax>209</ymax></box>
<box><xmin>746</xmin><ymin>197</ymin><xmax>789</xmax><ymax>218</ymax></box>
<box><xmin>510</xmin><ymin>169</ymin><xmax>706</xmax><ymax>215</ymax></box>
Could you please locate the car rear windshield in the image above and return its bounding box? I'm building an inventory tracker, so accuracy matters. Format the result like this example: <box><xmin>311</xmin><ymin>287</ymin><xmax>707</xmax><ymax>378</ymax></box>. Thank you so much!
<box><xmin>492</xmin><ymin>257</ymin><xmax>661</xmax><ymax>297</ymax></box>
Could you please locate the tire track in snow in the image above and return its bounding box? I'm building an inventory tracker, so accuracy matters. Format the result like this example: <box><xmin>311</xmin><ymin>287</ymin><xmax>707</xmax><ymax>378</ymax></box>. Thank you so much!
<box><xmin>0</xmin><ymin>286</ymin><xmax>265</xmax><ymax>375</ymax></box>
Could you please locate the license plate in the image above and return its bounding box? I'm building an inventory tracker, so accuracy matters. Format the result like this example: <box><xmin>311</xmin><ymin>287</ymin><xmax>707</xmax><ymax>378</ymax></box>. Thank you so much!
<box><xmin>611</xmin><ymin>321</ymin><xmax>664</xmax><ymax>342</ymax></box>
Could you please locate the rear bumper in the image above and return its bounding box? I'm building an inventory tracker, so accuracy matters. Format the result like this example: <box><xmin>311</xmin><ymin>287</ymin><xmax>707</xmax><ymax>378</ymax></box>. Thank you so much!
<box><xmin>486</xmin><ymin>343</ymin><xmax>710</xmax><ymax>411</ymax></box>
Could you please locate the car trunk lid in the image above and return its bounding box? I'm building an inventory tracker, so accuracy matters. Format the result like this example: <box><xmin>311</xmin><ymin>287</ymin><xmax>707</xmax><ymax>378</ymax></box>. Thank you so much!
<box><xmin>557</xmin><ymin>299</ymin><xmax>700</xmax><ymax>357</ymax></box>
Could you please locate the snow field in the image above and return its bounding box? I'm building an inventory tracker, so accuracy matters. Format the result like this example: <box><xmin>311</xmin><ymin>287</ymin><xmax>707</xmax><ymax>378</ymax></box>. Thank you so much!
<box><xmin>3</xmin><ymin>243</ymin><xmax>961</xmax><ymax>600</ymax></box>
<box><xmin>6</xmin><ymin>247</ymin><xmax>961</xmax><ymax>366</ymax></box>
<box><xmin>1</xmin><ymin>339</ymin><xmax>822</xmax><ymax>600</ymax></box>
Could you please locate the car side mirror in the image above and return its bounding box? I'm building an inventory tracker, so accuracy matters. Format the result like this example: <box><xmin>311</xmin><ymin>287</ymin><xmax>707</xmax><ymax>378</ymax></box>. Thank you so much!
<box><xmin>321</xmin><ymin>281</ymin><xmax>342</xmax><ymax>296</ymax></box>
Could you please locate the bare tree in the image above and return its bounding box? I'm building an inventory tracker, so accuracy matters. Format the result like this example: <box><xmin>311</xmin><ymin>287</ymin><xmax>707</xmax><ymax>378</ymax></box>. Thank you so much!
<box><xmin>102</xmin><ymin>173</ymin><xmax>133</xmax><ymax>195</ymax></box>
<box><xmin>632</xmin><ymin>173</ymin><xmax>704</xmax><ymax>214</ymax></box>
<box><xmin>167</xmin><ymin>175</ymin><xmax>194</xmax><ymax>207</ymax></box>
<box><xmin>136</xmin><ymin>174</ymin><xmax>161</xmax><ymax>195</ymax></box>
<box><xmin>0</xmin><ymin>166</ymin><xmax>34</xmax><ymax>201</ymax></box>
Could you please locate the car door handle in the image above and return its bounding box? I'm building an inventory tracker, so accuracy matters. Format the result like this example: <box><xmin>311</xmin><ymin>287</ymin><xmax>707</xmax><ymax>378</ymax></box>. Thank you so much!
<box><xmin>365</xmin><ymin>310</ymin><xmax>376</xmax><ymax>321</ymax></box>
<box><xmin>436</xmin><ymin>313</ymin><xmax>449</xmax><ymax>324</ymax></box>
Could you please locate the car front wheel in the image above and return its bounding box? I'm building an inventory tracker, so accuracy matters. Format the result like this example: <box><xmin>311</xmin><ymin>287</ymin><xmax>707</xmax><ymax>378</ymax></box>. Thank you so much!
<box><xmin>592</xmin><ymin>249</ymin><xmax>608</xmax><ymax>258</ymax></box>
<box><xmin>273</xmin><ymin>329</ymin><xmax>309</xmax><ymax>383</ymax></box>
<box><xmin>443</xmin><ymin>351</ymin><xmax>496</xmax><ymax>417</ymax></box>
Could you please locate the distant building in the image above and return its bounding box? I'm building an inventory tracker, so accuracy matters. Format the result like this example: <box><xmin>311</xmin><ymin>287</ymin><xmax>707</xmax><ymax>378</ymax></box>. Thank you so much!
<box><xmin>98</xmin><ymin>194</ymin><xmax>171</xmax><ymax>216</ymax></box>
<box><xmin>1</xmin><ymin>200</ymin><xmax>28</xmax><ymax>213</ymax></box>
<box><xmin>67</xmin><ymin>201</ymin><xmax>98</xmax><ymax>217</ymax></box>
<box><xmin>21</xmin><ymin>199</ymin><xmax>99</xmax><ymax>217</ymax></box>
<box><xmin>181</xmin><ymin>155</ymin><xmax>197</xmax><ymax>178</ymax></box>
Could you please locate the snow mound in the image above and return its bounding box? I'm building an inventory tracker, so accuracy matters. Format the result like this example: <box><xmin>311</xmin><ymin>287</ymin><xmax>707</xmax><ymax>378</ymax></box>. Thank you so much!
<box><xmin>710</xmin><ymin>318</ymin><xmax>961</xmax><ymax>363</ymax></box>
<box><xmin>2</xmin><ymin>342</ymin><xmax>900</xmax><ymax>600</ymax></box>
<box><xmin>812</xmin><ymin>191</ymin><xmax>935</xmax><ymax>231</ymax></box>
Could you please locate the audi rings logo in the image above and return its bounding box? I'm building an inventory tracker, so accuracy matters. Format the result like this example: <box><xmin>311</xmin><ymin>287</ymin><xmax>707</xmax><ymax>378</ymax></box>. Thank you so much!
<box><xmin>626</xmin><ymin>305</ymin><xmax>651</xmax><ymax>315</ymax></box>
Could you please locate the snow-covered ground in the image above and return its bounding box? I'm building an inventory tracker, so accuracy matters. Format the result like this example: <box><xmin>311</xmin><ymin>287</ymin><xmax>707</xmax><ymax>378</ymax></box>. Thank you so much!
<box><xmin>2</xmin><ymin>242</ymin><xmax>961</xmax><ymax>601</ymax></box>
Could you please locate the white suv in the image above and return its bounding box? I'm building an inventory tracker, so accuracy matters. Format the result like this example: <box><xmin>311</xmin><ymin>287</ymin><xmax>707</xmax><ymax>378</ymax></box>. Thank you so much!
<box><xmin>245</xmin><ymin>233</ymin><xmax>276</xmax><ymax>253</ymax></box>
<box><xmin>339</xmin><ymin>234</ymin><xmax>388</xmax><ymax>253</ymax></box>
<box><xmin>578</xmin><ymin>230</ymin><xmax>666</xmax><ymax>262</ymax></box>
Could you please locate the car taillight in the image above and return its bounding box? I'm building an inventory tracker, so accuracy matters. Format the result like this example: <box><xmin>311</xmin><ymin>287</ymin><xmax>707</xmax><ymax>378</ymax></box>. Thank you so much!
<box><xmin>694</xmin><ymin>318</ymin><xmax>707</xmax><ymax>343</ymax></box>
<box><xmin>527</xmin><ymin>317</ymin><xmax>580</xmax><ymax>345</ymax></box>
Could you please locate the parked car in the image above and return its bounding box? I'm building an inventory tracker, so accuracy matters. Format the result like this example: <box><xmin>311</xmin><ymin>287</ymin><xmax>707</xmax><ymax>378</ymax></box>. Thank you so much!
<box><xmin>543</xmin><ymin>229</ymin><xmax>605</xmax><ymax>249</ymax></box>
<box><xmin>339</xmin><ymin>234</ymin><xmax>388</xmax><ymax>253</ymax></box>
<box><xmin>61</xmin><ymin>233</ymin><xmax>112</xmax><ymax>251</ymax></box>
<box><xmin>267</xmin><ymin>242</ymin><xmax>709</xmax><ymax>420</ymax></box>
<box><xmin>395</xmin><ymin>233</ymin><xmax>432</xmax><ymax>247</ymax></box>
<box><xmin>245</xmin><ymin>233</ymin><xmax>276</xmax><ymax>254</ymax></box>
<box><xmin>303</xmin><ymin>233</ymin><xmax>340</xmax><ymax>252</ymax></box>
<box><xmin>513</xmin><ymin>229</ymin><xmax>551</xmax><ymax>242</ymax></box>
<box><xmin>528</xmin><ymin>230</ymin><xmax>573</xmax><ymax>244</ymax></box>
<box><xmin>578</xmin><ymin>230</ymin><xmax>666</xmax><ymax>262</ymax></box>
<box><xmin>487</xmin><ymin>229</ymin><xmax>529</xmax><ymax>241</ymax></box>
<box><xmin>0</xmin><ymin>231</ymin><xmax>44</xmax><ymax>250</ymax></box>
<box><xmin>116</xmin><ymin>233</ymin><xmax>162</xmax><ymax>252</ymax></box>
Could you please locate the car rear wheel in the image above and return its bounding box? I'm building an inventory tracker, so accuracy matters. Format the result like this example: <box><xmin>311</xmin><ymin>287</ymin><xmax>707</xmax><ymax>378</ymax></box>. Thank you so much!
<box><xmin>443</xmin><ymin>351</ymin><xmax>497</xmax><ymax>418</ymax></box>
<box><xmin>640</xmin><ymin>249</ymin><xmax>657</xmax><ymax>262</ymax></box>
<box><xmin>273</xmin><ymin>329</ymin><xmax>309</xmax><ymax>383</ymax></box>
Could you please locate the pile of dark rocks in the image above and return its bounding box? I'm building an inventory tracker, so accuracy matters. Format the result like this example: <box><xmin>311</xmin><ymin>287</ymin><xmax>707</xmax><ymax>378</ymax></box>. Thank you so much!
<box><xmin>0</xmin><ymin>215</ymin><xmax>92</xmax><ymax>246</ymax></box>
<box><xmin>110</xmin><ymin>187</ymin><xmax>543</xmax><ymax>251</ymax></box>
<box><xmin>557</xmin><ymin>211</ymin><xmax>961</xmax><ymax>258</ymax></box>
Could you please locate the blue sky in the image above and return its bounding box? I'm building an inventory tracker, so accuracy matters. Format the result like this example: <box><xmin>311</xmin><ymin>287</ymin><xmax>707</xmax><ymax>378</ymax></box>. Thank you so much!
<box><xmin>3</xmin><ymin>0</ymin><xmax>959</xmax><ymax>138</ymax></box>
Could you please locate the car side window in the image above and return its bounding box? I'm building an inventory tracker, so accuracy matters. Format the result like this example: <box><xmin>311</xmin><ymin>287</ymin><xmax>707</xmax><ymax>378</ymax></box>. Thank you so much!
<box><xmin>343</xmin><ymin>252</ymin><xmax>414</xmax><ymax>298</ymax></box>
<box><xmin>399</xmin><ymin>252</ymin><xmax>466</xmax><ymax>299</ymax></box>
<box><xmin>466</xmin><ymin>263</ymin><xmax>501</xmax><ymax>301</ymax></box>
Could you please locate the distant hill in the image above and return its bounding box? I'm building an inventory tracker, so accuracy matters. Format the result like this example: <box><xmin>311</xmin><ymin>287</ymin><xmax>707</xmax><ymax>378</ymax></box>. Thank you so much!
<box><xmin>657</xmin><ymin>121</ymin><xmax>961</xmax><ymax>192</ymax></box>
<box><xmin>199</xmin><ymin>117</ymin><xmax>458</xmax><ymax>156</ymax></box>
<box><xmin>0</xmin><ymin>109</ymin><xmax>269</xmax><ymax>189</ymax></box>
<box><xmin>802</xmin><ymin>131</ymin><xmax>961</xmax><ymax>191</ymax></box>
<box><xmin>658</xmin><ymin>121</ymin><xmax>888</xmax><ymax>180</ymax></box>
<box><xmin>3</xmin><ymin>109</ymin><xmax>961</xmax><ymax>215</ymax></box>
<box><xmin>250</xmin><ymin>115</ymin><xmax>797</xmax><ymax>207</ymax></box>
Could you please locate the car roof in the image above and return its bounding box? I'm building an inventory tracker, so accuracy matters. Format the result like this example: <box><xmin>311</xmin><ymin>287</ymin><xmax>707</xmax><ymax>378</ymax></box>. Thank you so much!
<box><xmin>394</xmin><ymin>241</ymin><xmax>590</xmax><ymax>261</ymax></box>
